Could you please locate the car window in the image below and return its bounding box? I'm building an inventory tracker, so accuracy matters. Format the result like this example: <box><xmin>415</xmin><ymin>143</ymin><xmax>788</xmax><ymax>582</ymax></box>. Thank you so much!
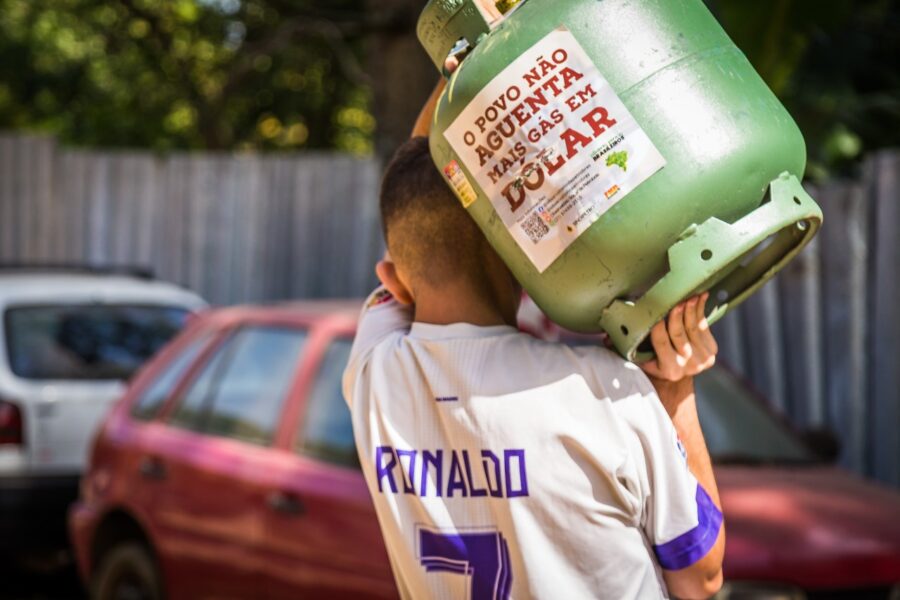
<box><xmin>695</xmin><ymin>367</ymin><xmax>816</xmax><ymax>464</ymax></box>
<box><xmin>169</xmin><ymin>334</ymin><xmax>234</xmax><ymax>430</ymax></box>
<box><xmin>131</xmin><ymin>332</ymin><xmax>212</xmax><ymax>421</ymax></box>
<box><xmin>169</xmin><ymin>326</ymin><xmax>307</xmax><ymax>446</ymax></box>
<box><xmin>295</xmin><ymin>338</ymin><xmax>358</xmax><ymax>468</ymax></box>
<box><xmin>205</xmin><ymin>327</ymin><xmax>306</xmax><ymax>445</ymax></box>
<box><xmin>4</xmin><ymin>304</ymin><xmax>189</xmax><ymax>380</ymax></box>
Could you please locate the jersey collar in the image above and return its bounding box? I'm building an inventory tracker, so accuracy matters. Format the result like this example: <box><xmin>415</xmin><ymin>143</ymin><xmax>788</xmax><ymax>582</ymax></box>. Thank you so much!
<box><xmin>408</xmin><ymin>322</ymin><xmax>519</xmax><ymax>341</ymax></box>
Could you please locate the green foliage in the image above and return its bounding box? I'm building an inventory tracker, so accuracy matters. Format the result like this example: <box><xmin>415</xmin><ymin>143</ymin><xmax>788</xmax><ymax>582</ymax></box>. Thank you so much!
<box><xmin>0</xmin><ymin>0</ymin><xmax>374</xmax><ymax>153</ymax></box>
<box><xmin>706</xmin><ymin>0</ymin><xmax>899</xmax><ymax>179</ymax></box>
<box><xmin>0</xmin><ymin>0</ymin><xmax>895</xmax><ymax>168</ymax></box>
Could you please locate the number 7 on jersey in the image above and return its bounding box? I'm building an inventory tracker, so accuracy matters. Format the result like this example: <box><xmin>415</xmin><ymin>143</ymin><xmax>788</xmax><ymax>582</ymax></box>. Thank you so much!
<box><xmin>418</xmin><ymin>527</ymin><xmax>512</xmax><ymax>600</ymax></box>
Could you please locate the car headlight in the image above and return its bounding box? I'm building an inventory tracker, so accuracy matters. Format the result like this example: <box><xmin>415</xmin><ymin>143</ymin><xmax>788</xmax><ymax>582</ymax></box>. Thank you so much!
<box><xmin>714</xmin><ymin>582</ymin><xmax>806</xmax><ymax>600</ymax></box>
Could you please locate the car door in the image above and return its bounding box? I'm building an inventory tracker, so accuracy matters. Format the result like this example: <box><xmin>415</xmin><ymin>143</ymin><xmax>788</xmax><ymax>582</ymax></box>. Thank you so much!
<box><xmin>145</xmin><ymin>324</ymin><xmax>309</xmax><ymax>600</ymax></box>
<box><xmin>259</xmin><ymin>334</ymin><xmax>397</xmax><ymax>600</ymax></box>
<box><xmin>117</xmin><ymin>326</ymin><xmax>215</xmax><ymax>523</ymax></box>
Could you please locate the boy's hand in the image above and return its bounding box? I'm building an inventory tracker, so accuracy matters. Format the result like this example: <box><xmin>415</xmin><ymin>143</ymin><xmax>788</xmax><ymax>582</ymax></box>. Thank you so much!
<box><xmin>640</xmin><ymin>293</ymin><xmax>718</xmax><ymax>382</ymax></box>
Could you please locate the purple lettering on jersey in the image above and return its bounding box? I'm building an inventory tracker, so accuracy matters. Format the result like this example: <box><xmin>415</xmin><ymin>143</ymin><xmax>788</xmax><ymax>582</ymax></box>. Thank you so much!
<box><xmin>374</xmin><ymin>445</ymin><xmax>529</xmax><ymax>499</ymax></box>
<box><xmin>375</xmin><ymin>446</ymin><xmax>398</xmax><ymax>493</ymax></box>
<box><xmin>397</xmin><ymin>449</ymin><xmax>418</xmax><ymax>495</ymax></box>
<box><xmin>504</xmin><ymin>449</ymin><xmax>529</xmax><ymax>497</ymax></box>
<box><xmin>421</xmin><ymin>449</ymin><xmax>443</xmax><ymax>497</ymax></box>
<box><xmin>447</xmin><ymin>450</ymin><xmax>469</xmax><ymax>497</ymax></box>
<box><xmin>463</xmin><ymin>450</ymin><xmax>488</xmax><ymax>497</ymax></box>
<box><xmin>481</xmin><ymin>450</ymin><xmax>504</xmax><ymax>498</ymax></box>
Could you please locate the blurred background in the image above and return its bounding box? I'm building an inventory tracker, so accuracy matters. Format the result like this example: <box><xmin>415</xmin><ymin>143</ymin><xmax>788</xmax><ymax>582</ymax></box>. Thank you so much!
<box><xmin>0</xmin><ymin>0</ymin><xmax>897</xmax><ymax>598</ymax></box>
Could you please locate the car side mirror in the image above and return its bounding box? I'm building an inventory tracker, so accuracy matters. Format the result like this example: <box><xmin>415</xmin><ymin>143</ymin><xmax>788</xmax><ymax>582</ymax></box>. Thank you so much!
<box><xmin>801</xmin><ymin>428</ymin><xmax>842</xmax><ymax>463</ymax></box>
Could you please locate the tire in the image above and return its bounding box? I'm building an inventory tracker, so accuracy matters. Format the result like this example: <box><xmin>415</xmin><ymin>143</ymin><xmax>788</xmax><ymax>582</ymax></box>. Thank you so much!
<box><xmin>91</xmin><ymin>542</ymin><xmax>162</xmax><ymax>600</ymax></box>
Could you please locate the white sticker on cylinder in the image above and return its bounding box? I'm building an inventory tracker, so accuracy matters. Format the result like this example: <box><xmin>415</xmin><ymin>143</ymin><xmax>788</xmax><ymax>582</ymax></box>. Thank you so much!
<box><xmin>444</xmin><ymin>26</ymin><xmax>666</xmax><ymax>272</ymax></box>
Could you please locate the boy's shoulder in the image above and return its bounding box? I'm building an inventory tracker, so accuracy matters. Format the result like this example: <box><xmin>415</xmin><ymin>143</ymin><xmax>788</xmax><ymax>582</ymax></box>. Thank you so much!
<box><xmin>515</xmin><ymin>331</ymin><xmax>632</xmax><ymax>368</ymax></box>
<box><xmin>501</xmin><ymin>332</ymin><xmax>654</xmax><ymax>399</ymax></box>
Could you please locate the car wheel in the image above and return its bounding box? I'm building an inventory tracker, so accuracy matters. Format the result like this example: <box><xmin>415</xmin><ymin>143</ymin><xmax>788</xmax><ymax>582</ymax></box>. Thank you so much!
<box><xmin>91</xmin><ymin>542</ymin><xmax>162</xmax><ymax>600</ymax></box>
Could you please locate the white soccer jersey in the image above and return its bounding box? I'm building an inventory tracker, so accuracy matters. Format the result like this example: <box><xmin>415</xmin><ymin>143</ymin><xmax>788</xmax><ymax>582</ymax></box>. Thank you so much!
<box><xmin>343</xmin><ymin>289</ymin><xmax>722</xmax><ymax>600</ymax></box>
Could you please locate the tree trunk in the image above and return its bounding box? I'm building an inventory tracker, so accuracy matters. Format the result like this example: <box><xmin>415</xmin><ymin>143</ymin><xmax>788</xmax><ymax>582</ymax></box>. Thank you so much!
<box><xmin>365</xmin><ymin>0</ymin><xmax>438</xmax><ymax>161</ymax></box>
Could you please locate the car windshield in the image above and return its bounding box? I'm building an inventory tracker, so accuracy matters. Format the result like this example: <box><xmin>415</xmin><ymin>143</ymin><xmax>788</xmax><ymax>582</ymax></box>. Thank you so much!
<box><xmin>4</xmin><ymin>304</ymin><xmax>190</xmax><ymax>381</ymax></box>
<box><xmin>694</xmin><ymin>367</ymin><xmax>817</xmax><ymax>465</ymax></box>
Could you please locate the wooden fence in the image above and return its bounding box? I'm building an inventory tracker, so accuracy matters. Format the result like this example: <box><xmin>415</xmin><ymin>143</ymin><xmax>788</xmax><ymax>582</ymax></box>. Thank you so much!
<box><xmin>0</xmin><ymin>133</ymin><xmax>897</xmax><ymax>487</ymax></box>
<box><xmin>0</xmin><ymin>135</ymin><xmax>383</xmax><ymax>303</ymax></box>
<box><xmin>709</xmin><ymin>152</ymin><xmax>899</xmax><ymax>487</ymax></box>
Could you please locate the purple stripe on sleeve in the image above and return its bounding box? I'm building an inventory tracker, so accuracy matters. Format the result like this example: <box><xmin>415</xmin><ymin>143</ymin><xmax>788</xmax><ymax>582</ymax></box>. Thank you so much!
<box><xmin>653</xmin><ymin>484</ymin><xmax>723</xmax><ymax>570</ymax></box>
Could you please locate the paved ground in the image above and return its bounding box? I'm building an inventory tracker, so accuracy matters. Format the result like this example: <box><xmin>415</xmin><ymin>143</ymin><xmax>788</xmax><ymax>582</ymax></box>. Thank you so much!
<box><xmin>0</xmin><ymin>550</ymin><xmax>86</xmax><ymax>600</ymax></box>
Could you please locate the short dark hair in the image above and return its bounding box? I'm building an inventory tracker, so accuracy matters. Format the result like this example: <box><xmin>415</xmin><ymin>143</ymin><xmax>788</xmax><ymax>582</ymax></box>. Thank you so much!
<box><xmin>379</xmin><ymin>137</ymin><xmax>486</xmax><ymax>288</ymax></box>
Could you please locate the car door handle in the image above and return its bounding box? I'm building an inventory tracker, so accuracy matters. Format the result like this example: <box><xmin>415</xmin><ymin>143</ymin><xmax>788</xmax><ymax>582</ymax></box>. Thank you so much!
<box><xmin>139</xmin><ymin>456</ymin><xmax>167</xmax><ymax>480</ymax></box>
<box><xmin>267</xmin><ymin>491</ymin><xmax>305</xmax><ymax>516</ymax></box>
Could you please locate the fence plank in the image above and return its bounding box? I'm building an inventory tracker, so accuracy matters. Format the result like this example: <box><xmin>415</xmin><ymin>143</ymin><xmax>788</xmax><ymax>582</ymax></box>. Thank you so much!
<box><xmin>868</xmin><ymin>152</ymin><xmax>900</xmax><ymax>486</ymax></box>
<box><xmin>17</xmin><ymin>136</ymin><xmax>35</xmax><ymax>260</ymax></box>
<box><xmin>86</xmin><ymin>153</ymin><xmax>111</xmax><ymax>264</ymax></box>
<box><xmin>9</xmin><ymin>135</ymin><xmax>28</xmax><ymax>259</ymax></box>
<box><xmin>158</xmin><ymin>155</ymin><xmax>185</xmax><ymax>286</ymax></box>
<box><xmin>133</xmin><ymin>154</ymin><xmax>159</xmax><ymax>267</ymax></box>
<box><xmin>228</xmin><ymin>155</ymin><xmax>256</xmax><ymax>304</ymax></box>
<box><xmin>293</xmin><ymin>156</ymin><xmax>329</xmax><ymax>297</ymax></box>
<box><xmin>712</xmin><ymin>309</ymin><xmax>746</xmax><ymax>378</ymax></box>
<box><xmin>738</xmin><ymin>281</ymin><xmax>788</xmax><ymax>412</ymax></box>
<box><xmin>777</xmin><ymin>228</ymin><xmax>823</xmax><ymax>427</ymax></box>
<box><xmin>60</xmin><ymin>150</ymin><xmax>88</xmax><ymax>262</ymax></box>
<box><xmin>819</xmin><ymin>181</ymin><xmax>869</xmax><ymax>472</ymax></box>
<box><xmin>329</xmin><ymin>156</ymin><xmax>358</xmax><ymax>297</ymax></box>
<box><xmin>0</xmin><ymin>136</ymin><xmax>14</xmax><ymax>258</ymax></box>
<box><xmin>109</xmin><ymin>155</ymin><xmax>130</xmax><ymax>262</ymax></box>
<box><xmin>46</xmin><ymin>144</ymin><xmax>66</xmax><ymax>260</ymax></box>
<box><xmin>30</xmin><ymin>137</ymin><xmax>56</xmax><ymax>260</ymax></box>
<box><xmin>196</xmin><ymin>156</ymin><xmax>218</xmax><ymax>303</ymax></box>
<box><xmin>266</xmin><ymin>157</ymin><xmax>295</xmax><ymax>300</ymax></box>
<box><xmin>290</xmin><ymin>159</ymin><xmax>313</xmax><ymax>298</ymax></box>
<box><xmin>350</xmin><ymin>159</ymin><xmax>383</xmax><ymax>295</ymax></box>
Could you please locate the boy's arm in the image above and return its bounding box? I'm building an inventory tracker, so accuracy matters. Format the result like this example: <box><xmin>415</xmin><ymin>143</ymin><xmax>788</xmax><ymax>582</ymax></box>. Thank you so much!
<box><xmin>411</xmin><ymin>78</ymin><xmax>448</xmax><ymax>138</ymax></box>
<box><xmin>642</xmin><ymin>293</ymin><xmax>724</xmax><ymax>599</ymax></box>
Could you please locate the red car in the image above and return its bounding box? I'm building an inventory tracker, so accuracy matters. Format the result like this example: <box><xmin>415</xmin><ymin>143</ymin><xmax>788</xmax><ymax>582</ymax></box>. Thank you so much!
<box><xmin>69</xmin><ymin>302</ymin><xmax>395</xmax><ymax>600</ymax></box>
<box><xmin>70</xmin><ymin>302</ymin><xmax>900</xmax><ymax>599</ymax></box>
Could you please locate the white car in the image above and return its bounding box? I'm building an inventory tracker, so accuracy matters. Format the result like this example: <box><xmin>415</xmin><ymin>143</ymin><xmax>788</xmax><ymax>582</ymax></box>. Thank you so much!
<box><xmin>0</xmin><ymin>266</ymin><xmax>205</xmax><ymax>554</ymax></box>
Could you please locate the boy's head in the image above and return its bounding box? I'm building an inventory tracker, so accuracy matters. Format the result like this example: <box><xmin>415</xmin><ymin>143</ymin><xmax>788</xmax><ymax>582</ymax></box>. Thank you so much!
<box><xmin>377</xmin><ymin>136</ymin><xmax>520</xmax><ymax>324</ymax></box>
<box><xmin>380</xmin><ymin>137</ymin><xmax>484</xmax><ymax>288</ymax></box>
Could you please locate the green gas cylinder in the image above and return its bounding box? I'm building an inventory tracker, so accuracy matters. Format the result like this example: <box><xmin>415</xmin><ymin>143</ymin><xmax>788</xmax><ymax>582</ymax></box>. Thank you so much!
<box><xmin>418</xmin><ymin>0</ymin><xmax>822</xmax><ymax>361</ymax></box>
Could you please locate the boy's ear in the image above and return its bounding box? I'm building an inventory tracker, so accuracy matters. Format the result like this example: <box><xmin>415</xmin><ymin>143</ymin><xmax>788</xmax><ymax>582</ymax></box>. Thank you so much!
<box><xmin>376</xmin><ymin>259</ymin><xmax>414</xmax><ymax>306</ymax></box>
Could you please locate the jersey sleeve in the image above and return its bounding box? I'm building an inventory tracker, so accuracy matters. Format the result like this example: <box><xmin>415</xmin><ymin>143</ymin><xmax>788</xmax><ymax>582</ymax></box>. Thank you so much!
<box><xmin>342</xmin><ymin>287</ymin><xmax>412</xmax><ymax>406</ymax></box>
<box><xmin>609</xmin><ymin>374</ymin><xmax>722</xmax><ymax>572</ymax></box>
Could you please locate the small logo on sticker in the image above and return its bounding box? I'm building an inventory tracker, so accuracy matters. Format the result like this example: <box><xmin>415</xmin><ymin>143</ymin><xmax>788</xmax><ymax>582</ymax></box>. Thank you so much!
<box><xmin>536</xmin><ymin>205</ymin><xmax>558</xmax><ymax>226</ymax></box>
<box><xmin>604</xmin><ymin>184</ymin><xmax>620</xmax><ymax>199</ymax></box>
<box><xmin>606</xmin><ymin>150</ymin><xmax>629</xmax><ymax>172</ymax></box>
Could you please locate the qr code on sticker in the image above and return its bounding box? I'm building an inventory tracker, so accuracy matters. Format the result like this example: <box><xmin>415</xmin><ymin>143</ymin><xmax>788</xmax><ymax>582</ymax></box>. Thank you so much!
<box><xmin>522</xmin><ymin>212</ymin><xmax>550</xmax><ymax>244</ymax></box>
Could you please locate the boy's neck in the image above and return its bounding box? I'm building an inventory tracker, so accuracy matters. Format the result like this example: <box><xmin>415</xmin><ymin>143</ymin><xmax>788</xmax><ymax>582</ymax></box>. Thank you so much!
<box><xmin>412</xmin><ymin>279</ymin><xmax>517</xmax><ymax>328</ymax></box>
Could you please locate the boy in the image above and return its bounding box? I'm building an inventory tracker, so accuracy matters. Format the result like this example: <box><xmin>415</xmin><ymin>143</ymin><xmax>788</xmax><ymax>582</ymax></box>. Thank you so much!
<box><xmin>343</xmin><ymin>90</ymin><xmax>724</xmax><ymax>599</ymax></box>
